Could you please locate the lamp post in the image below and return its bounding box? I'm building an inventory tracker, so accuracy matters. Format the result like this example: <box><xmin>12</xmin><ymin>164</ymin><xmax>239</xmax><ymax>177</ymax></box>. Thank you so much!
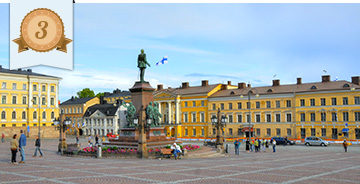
<box><xmin>211</xmin><ymin>108</ymin><xmax>227</xmax><ymax>146</ymax></box>
<box><xmin>240</xmin><ymin>87</ymin><xmax>259</xmax><ymax>140</ymax></box>
<box><xmin>53</xmin><ymin>113</ymin><xmax>72</xmax><ymax>154</ymax></box>
<box><xmin>133</xmin><ymin>105</ymin><xmax>152</xmax><ymax>159</ymax></box>
<box><xmin>32</xmin><ymin>95</ymin><xmax>46</xmax><ymax>138</ymax></box>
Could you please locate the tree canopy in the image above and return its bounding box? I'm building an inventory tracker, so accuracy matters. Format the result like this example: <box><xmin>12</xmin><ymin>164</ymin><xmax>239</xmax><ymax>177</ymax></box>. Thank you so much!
<box><xmin>76</xmin><ymin>88</ymin><xmax>95</xmax><ymax>98</ymax></box>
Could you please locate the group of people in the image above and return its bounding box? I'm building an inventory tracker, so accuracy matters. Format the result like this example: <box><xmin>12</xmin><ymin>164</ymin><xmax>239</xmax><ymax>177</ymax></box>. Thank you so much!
<box><xmin>87</xmin><ymin>134</ymin><xmax>106</xmax><ymax>147</ymax></box>
<box><xmin>242</xmin><ymin>138</ymin><xmax>277</xmax><ymax>154</ymax></box>
<box><xmin>9</xmin><ymin>130</ymin><xmax>43</xmax><ymax>164</ymax></box>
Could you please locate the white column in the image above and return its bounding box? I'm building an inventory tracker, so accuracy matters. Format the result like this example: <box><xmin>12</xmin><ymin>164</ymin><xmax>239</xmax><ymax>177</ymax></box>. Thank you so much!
<box><xmin>175</xmin><ymin>97</ymin><xmax>180</xmax><ymax>124</ymax></box>
<box><xmin>158</xmin><ymin>102</ymin><xmax>162</xmax><ymax>123</ymax></box>
<box><xmin>168</xmin><ymin>102</ymin><xmax>172</xmax><ymax>124</ymax></box>
<box><xmin>47</xmin><ymin>83</ymin><xmax>50</xmax><ymax>107</ymax></box>
<box><xmin>104</xmin><ymin>118</ymin><xmax>107</xmax><ymax>135</ymax></box>
<box><xmin>91</xmin><ymin>118</ymin><xmax>94</xmax><ymax>135</ymax></box>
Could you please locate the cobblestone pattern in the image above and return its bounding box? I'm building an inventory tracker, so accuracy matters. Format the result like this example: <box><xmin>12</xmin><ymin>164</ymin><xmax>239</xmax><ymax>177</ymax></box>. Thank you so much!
<box><xmin>0</xmin><ymin>137</ymin><xmax>359</xmax><ymax>184</ymax></box>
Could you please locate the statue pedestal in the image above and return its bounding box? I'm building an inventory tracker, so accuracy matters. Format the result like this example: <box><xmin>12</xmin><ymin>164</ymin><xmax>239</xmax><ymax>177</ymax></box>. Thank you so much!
<box><xmin>129</xmin><ymin>81</ymin><xmax>155</xmax><ymax>116</ymax></box>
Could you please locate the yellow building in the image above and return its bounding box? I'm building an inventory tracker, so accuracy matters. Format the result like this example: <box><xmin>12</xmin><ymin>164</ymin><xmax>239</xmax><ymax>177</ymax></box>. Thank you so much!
<box><xmin>59</xmin><ymin>96</ymin><xmax>99</xmax><ymax>135</ymax></box>
<box><xmin>103</xmin><ymin>89</ymin><xmax>131</xmax><ymax>104</ymax></box>
<box><xmin>0</xmin><ymin>66</ymin><xmax>61</xmax><ymax>138</ymax></box>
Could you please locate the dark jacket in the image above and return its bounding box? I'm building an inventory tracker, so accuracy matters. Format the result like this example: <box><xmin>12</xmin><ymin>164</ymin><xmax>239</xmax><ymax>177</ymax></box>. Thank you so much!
<box><xmin>35</xmin><ymin>138</ymin><xmax>41</xmax><ymax>147</ymax></box>
<box><xmin>19</xmin><ymin>133</ymin><xmax>26</xmax><ymax>147</ymax></box>
<box><xmin>95</xmin><ymin>136</ymin><xmax>99</xmax><ymax>143</ymax></box>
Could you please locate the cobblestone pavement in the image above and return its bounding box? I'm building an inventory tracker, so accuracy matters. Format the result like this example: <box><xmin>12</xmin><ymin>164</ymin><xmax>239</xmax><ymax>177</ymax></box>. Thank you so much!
<box><xmin>1</xmin><ymin>137</ymin><xmax>360</xmax><ymax>184</ymax></box>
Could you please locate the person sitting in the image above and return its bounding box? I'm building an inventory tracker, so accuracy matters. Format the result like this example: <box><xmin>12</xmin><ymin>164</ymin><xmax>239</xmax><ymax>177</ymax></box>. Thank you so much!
<box><xmin>171</xmin><ymin>143</ymin><xmax>181</xmax><ymax>160</ymax></box>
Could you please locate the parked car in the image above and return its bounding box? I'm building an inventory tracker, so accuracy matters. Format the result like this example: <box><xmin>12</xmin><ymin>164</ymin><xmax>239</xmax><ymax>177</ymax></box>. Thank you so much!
<box><xmin>270</xmin><ymin>137</ymin><xmax>295</xmax><ymax>145</ymax></box>
<box><xmin>304</xmin><ymin>136</ymin><xmax>329</xmax><ymax>146</ymax></box>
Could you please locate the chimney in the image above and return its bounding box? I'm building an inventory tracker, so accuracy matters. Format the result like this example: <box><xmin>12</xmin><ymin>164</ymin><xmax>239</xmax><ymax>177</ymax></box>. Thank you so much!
<box><xmin>227</xmin><ymin>81</ymin><xmax>231</xmax><ymax>85</ymax></box>
<box><xmin>182</xmin><ymin>82</ymin><xmax>189</xmax><ymax>88</ymax></box>
<box><xmin>273</xmin><ymin>79</ymin><xmax>280</xmax><ymax>86</ymax></box>
<box><xmin>100</xmin><ymin>96</ymin><xmax>104</xmax><ymax>104</ymax></box>
<box><xmin>157</xmin><ymin>84</ymin><xmax>163</xmax><ymax>90</ymax></box>
<box><xmin>201</xmin><ymin>80</ymin><xmax>209</xmax><ymax>87</ymax></box>
<box><xmin>352</xmin><ymin>76</ymin><xmax>360</xmax><ymax>85</ymax></box>
<box><xmin>71</xmin><ymin>96</ymin><xmax>74</xmax><ymax>101</ymax></box>
<box><xmin>104</xmin><ymin>92</ymin><xmax>110</xmax><ymax>97</ymax></box>
<box><xmin>238</xmin><ymin>82</ymin><xmax>246</xmax><ymax>89</ymax></box>
<box><xmin>247</xmin><ymin>84</ymin><xmax>251</xmax><ymax>88</ymax></box>
<box><xmin>297</xmin><ymin>77</ymin><xmax>302</xmax><ymax>84</ymax></box>
<box><xmin>322</xmin><ymin>75</ymin><xmax>330</xmax><ymax>82</ymax></box>
<box><xmin>27</xmin><ymin>69</ymin><xmax>32</xmax><ymax>72</ymax></box>
<box><xmin>17</xmin><ymin>68</ymin><xmax>22</xmax><ymax>71</ymax></box>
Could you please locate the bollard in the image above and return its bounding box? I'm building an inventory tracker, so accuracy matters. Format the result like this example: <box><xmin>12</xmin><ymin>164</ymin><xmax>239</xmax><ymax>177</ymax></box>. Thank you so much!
<box><xmin>97</xmin><ymin>145</ymin><xmax>102</xmax><ymax>158</ymax></box>
<box><xmin>225</xmin><ymin>144</ymin><xmax>229</xmax><ymax>153</ymax></box>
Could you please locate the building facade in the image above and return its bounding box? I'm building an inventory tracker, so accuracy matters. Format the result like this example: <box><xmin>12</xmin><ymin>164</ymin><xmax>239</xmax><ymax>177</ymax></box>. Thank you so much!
<box><xmin>59</xmin><ymin>96</ymin><xmax>99</xmax><ymax>135</ymax></box>
<box><xmin>103</xmin><ymin>89</ymin><xmax>131</xmax><ymax>104</ymax></box>
<box><xmin>0</xmin><ymin>66</ymin><xmax>61</xmax><ymax>138</ymax></box>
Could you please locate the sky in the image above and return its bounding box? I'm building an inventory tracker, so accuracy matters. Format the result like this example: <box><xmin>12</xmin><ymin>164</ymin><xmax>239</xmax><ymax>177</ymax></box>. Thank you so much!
<box><xmin>0</xmin><ymin>3</ymin><xmax>360</xmax><ymax>102</ymax></box>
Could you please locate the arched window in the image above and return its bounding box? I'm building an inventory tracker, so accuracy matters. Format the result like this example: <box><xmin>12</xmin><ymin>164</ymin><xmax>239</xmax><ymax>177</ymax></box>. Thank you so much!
<box><xmin>310</xmin><ymin>85</ymin><xmax>317</xmax><ymax>90</ymax></box>
<box><xmin>1</xmin><ymin>111</ymin><xmax>5</xmax><ymax>119</ymax></box>
<box><xmin>267</xmin><ymin>89</ymin><xmax>273</xmax><ymax>92</ymax></box>
<box><xmin>230</xmin><ymin>91</ymin><xmax>235</xmax><ymax>95</ymax></box>
<box><xmin>22</xmin><ymin>111</ymin><xmax>26</xmax><ymax>119</ymax></box>
<box><xmin>42</xmin><ymin>111</ymin><xmax>46</xmax><ymax>119</ymax></box>
<box><xmin>12</xmin><ymin>111</ymin><xmax>16</xmax><ymax>119</ymax></box>
<box><xmin>343</xmin><ymin>84</ymin><xmax>350</xmax><ymax>88</ymax></box>
<box><xmin>51</xmin><ymin>112</ymin><xmax>55</xmax><ymax>119</ymax></box>
<box><xmin>33</xmin><ymin>111</ymin><xmax>37</xmax><ymax>119</ymax></box>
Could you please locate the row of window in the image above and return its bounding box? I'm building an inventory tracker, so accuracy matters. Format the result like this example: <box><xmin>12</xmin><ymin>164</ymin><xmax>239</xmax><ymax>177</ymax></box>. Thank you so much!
<box><xmin>1</xmin><ymin>82</ymin><xmax>56</xmax><ymax>92</ymax></box>
<box><xmin>61</xmin><ymin>107</ymin><xmax>83</xmax><ymax>114</ymax></box>
<box><xmin>213</xmin><ymin>96</ymin><xmax>360</xmax><ymax>110</ymax></box>
<box><xmin>85</xmin><ymin>118</ymin><xmax>114</xmax><ymax>127</ymax></box>
<box><xmin>85</xmin><ymin>129</ymin><xmax>114</xmax><ymax>136</ymax></box>
<box><xmin>1</xmin><ymin>95</ymin><xmax>55</xmax><ymax>105</ymax></box>
<box><xmin>183</xmin><ymin>101</ymin><xmax>205</xmax><ymax>107</ymax></box>
<box><xmin>184</xmin><ymin>128</ymin><xmax>205</xmax><ymax>136</ymax></box>
<box><xmin>1</xmin><ymin>123</ymin><xmax>53</xmax><ymax>127</ymax></box>
<box><xmin>0</xmin><ymin>111</ymin><xmax>55</xmax><ymax>120</ymax></box>
<box><xmin>300</xmin><ymin>112</ymin><xmax>360</xmax><ymax>122</ymax></box>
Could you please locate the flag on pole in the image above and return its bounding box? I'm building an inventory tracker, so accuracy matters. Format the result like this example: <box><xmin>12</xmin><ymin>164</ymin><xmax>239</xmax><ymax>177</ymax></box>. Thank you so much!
<box><xmin>82</xmin><ymin>122</ymin><xmax>85</xmax><ymax>127</ymax></box>
<box><xmin>156</xmin><ymin>56</ymin><xmax>168</xmax><ymax>66</ymax></box>
<box><xmin>72</xmin><ymin>123</ymin><xmax>75</xmax><ymax>127</ymax></box>
<box><xmin>77</xmin><ymin>123</ymin><xmax>80</xmax><ymax>127</ymax></box>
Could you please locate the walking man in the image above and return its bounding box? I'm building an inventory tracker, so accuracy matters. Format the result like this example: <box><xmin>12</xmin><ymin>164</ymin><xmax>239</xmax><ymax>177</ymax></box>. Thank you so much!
<box><xmin>33</xmin><ymin>136</ymin><xmax>43</xmax><ymax>157</ymax></box>
<box><xmin>95</xmin><ymin>134</ymin><xmax>99</xmax><ymax>146</ymax></box>
<box><xmin>2</xmin><ymin>133</ymin><xmax>4</xmax><ymax>143</ymax></box>
<box><xmin>254</xmin><ymin>139</ymin><xmax>259</xmax><ymax>153</ymax></box>
<box><xmin>343</xmin><ymin>139</ymin><xmax>348</xmax><ymax>152</ymax></box>
<box><xmin>272</xmin><ymin>139</ymin><xmax>277</xmax><ymax>153</ymax></box>
<box><xmin>234</xmin><ymin>139</ymin><xmax>240</xmax><ymax>155</ymax></box>
<box><xmin>76</xmin><ymin>135</ymin><xmax>79</xmax><ymax>144</ymax></box>
<box><xmin>18</xmin><ymin>130</ymin><xmax>26</xmax><ymax>163</ymax></box>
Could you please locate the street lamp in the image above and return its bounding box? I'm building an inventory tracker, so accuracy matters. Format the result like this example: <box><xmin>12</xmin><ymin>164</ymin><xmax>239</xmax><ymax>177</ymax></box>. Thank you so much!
<box><xmin>54</xmin><ymin>114</ymin><xmax>72</xmax><ymax>154</ymax></box>
<box><xmin>133</xmin><ymin>105</ymin><xmax>152</xmax><ymax>158</ymax></box>
<box><xmin>32</xmin><ymin>95</ymin><xmax>46</xmax><ymax>138</ymax></box>
<box><xmin>240</xmin><ymin>87</ymin><xmax>259</xmax><ymax>141</ymax></box>
<box><xmin>211</xmin><ymin>108</ymin><xmax>227</xmax><ymax>146</ymax></box>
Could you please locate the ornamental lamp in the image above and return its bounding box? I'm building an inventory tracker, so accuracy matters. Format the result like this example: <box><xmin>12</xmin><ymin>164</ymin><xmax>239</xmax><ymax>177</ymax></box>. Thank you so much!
<box><xmin>221</xmin><ymin>115</ymin><xmax>227</xmax><ymax>123</ymax></box>
<box><xmin>147</xmin><ymin>118</ymin><xmax>152</xmax><ymax>125</ymax></box>
<box><xmin>53</xmin><ymin>118</ymin><xmax>60</xmax><ymax>126</ymax></box>
<box><xmin>64</xmin><ymin>118</ymin><xmax>71</xmax><ymax>125</ymax></box>
<box><xmin>133</xmin><ymin>118</ymin><xmax>139</xmax><ymax>125</ymax></box>
<box><xmin>211</xmin><ymin>115</ymin><xmax>217</xmax><ymax>123</ymax></box>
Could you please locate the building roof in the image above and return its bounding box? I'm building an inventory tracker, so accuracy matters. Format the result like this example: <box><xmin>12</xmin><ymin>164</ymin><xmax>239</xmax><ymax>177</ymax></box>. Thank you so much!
<box><xmin>60</xmin><ymin>97</ymin><xmax>97</xmax><ymax>106</ymax></box>
<box><xmin>84</xmin><ymin>103</ymin><xmax>119</xmax><ymax>117</ymax></box>
<box><xmin>0</xmin><ymin>66</ymin><xmax>61</xmax><ymax>79</ymax></box>
<box><xmin>154</xmin><ymin>84</ymin><xmax>221</xmax><ymax>96</ymax></box>
<box><xmin>210</xmin><ymin>80</ymin><xmax>360</xmax><ymax>98</ymax></box>
<box><xmin>105</xmin><ymin>91</ymin><xmax>131</xmax><ymax>98</ymax></box>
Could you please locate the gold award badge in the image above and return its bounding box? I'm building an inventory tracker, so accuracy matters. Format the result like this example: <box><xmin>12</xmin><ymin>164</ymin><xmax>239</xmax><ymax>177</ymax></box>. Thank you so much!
<box><xmin>13</xmin><ymin>8</ymin><xmax>72</xmax><ymax>53</ymax></box>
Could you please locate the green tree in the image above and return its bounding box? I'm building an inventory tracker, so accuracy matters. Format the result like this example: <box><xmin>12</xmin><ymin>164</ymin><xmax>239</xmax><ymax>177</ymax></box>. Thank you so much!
<box><xmin>76</xmin><ymin>88</ymin><xmax>95</xmax><ymax>98</ymax></box>
<box><xmin>96</xmin><ymin>92</ymin><xmax>104</xmax><ymax>98</ymax></box>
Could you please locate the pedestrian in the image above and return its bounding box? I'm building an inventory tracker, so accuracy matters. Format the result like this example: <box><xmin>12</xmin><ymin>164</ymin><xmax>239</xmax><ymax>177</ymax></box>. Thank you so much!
<box><xmin>2</xmin><ymin>133</ymin><xmax>4</xmax><ymax>143</ymax></box>
<box><xmin>10</xmin><ymin>134</ymin><xmax>18</xmax><ymax>164</ymax></box>
<box><xmin>33</xmin><ymin>136</ymin><xmax>43</xmax><ymax>157</ymax></box>
<box><xmin>249</xmin><ymin>139</ymin><xmax>253</xmax><ymax>152</ymax></box>
<box><xmin>171</xmin><ymin>143</ymin><xmax>181</xmax><ymax>160</ymax></box>
<box><xmin>102</xmin><ymin>136</ymin><xmax>106</xmax><ymax>143</ymax></box>
<box><xmin>254</xmin><ymin>139</ymin><xmax>259</xmax><ymax>153</ymax></box>
<box><xmin>284</xmin><ymin>137</ymin><xmax>288</xmax><ymax>146</ymax></box>
<box><xmin>262</xmin><ymin>139</ymin><xmax>266</xmax><ymax>152</ymax></box>
<box><xmin>76</xmin><ymin>135</ymin><xmax>79</xmax><ymax>144</ymax></box>
<box><xmin>234</xmin><ymin>139</ymin><xmax>240</xmax><ymax>155</ymax></box>
<box><xmin>272</xmin><ymin>139</ymin><xmax>277</xmax><ymax>152</ymax></box>
<box><xmin>95</xmin><ymin>134</ymin><xmax>99</xmax><ymax>146</ymax></box>
<box><xmin>343</xmin><ymin>139</ymin><xmax>348</xmax><ymax>152</ymax></box>
<box><xmin>245</xmin><ymin>139</ymin><xmax>250</xmax><ymax>153</ymax></box>
<box><xmin>265</xmin><ymin>140</ymin><xmax>269</xmax><ymax>151</ymax></box>
<box><xmin>88</xmin><ymin>136</ymin><xmax>93</xmax><ymax>147</ymax></box>
<box><xmin>18</xmin><ymin>130</ymin><xmax>26</xmax><ymax>163</ymax></box>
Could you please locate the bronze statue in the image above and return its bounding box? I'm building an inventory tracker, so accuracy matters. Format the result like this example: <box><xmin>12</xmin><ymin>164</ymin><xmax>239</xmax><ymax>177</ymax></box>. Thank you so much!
<box><xmin>146</xmin><ymin>102</ymin><xmax>154</xmax><ymax>123</ymax></box>
<box><xmin>122</xmin><ymin>102</ymin><xmax>136</xmax><ymax>127</ymax></box>
<box><xmin>137</xmin><ymin>49</ymin><xmax>151</xmax><ymax>82</ymax></box>
<box><xmin>153</xmin><ymin>102</ymin><xmax>161</xmax><ymax>127</ymax></box>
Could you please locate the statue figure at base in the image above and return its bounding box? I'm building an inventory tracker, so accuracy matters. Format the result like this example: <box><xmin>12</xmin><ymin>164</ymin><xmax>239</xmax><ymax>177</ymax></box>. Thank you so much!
<box><xmin>153</xmin><ymin>102</ymin><xmax>161</xmax><ymax>127</ymax></box>
<box><xmin>146</xmin><ymin>102</ymin><xmax>154</xmax><ymax>126</ymax></box>
<box><xmin>137</xmin><ymin>49</ymin><xmax>151</xmax><ymax>82</ymax></box>
<box><xmin>122</xmin><ymin>102</ymin><xmax>136</xmax><ymax>127</ymax></box>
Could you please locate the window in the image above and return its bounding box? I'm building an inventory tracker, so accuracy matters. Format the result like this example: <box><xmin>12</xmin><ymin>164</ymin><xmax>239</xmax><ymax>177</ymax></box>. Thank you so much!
<box><xmin>276</xmin><ymin>114</ymin><xmax>281</xmax><ymax>122</ymax></box>
<box><xmin>321</xmin><ymin>98</ymin><xmax>326</xmax><ymax>106</ymax></box>
<box><xmin>50</xmin><ymin>98</ymin><xmax>54</xmax><ymax>105</ymax></box>
<box><xmin>22</xmin><ymin>111</ymin><xmax>26</xmax><ymax>119</ymax></box>
<box><xmin>355</xmin><ymin>97</ymin><xmax>360</xmax><ymax>105</ymax></box>
<box><xmin>321</xmin><ymin>112</ymin><xmax>326</xmax><ymax>121</ymax></box>
<box><xmin>266</xmin><ymin>101</ymin><xmax>271</xmax><ymax>108</ymax></box>
<box><xmin>310</xmin><ymin>113</ymin><xmax>315</xmax><ymax>122</ymax></box>
<box><xmin>321</xmin><ymin>128</ymin><xmax>326</xmax><ymax>137</ymax></box>
<box><xmin>246</xmin><ymin>114</ymin><xmax>250</xmax><ymax>123</ymax></box>
<box><xmin>22</xmin><ymin>96</ymin><xmax>26</xmax><ymax>104</ymax></box>
<box><xmin>229</xmin><ymin>128</ymin><xmax>233</xmax><ymax>135</ymax></box>
<box><xmin>331</xmin><ymin>98</ymin><xmax>337</xmax><ymax>105</ymax></box>
<box><xmin>246</xmin><ymin>102</ymin><xmax>250</xmax><ymax>109</ymax></box>
<box><xmin>287</xmin><ymin>129</ymin><xmax>292</xmax><ymax>136</ymax></box>
<box><xmin>12</xmin><ymin>83</ymin><xmax>17</xmax><ymax>90</ymax></box>
<box><xmin>12</xmin><ymin>96</ymin><xmax>17</xmax><ymax>104</ymax></box>
<box><xmin>2</xmin><ymin>96</ymin><xmax>6</xmax><ymax>104</ymax></box>
<box><xmin>42</xmin><ymin>111</ymin><xmax>46</xmax><ymax>119</ymax></box>
<box><xmin>355</xmin><ymin>112</ymin><xmax>360</xmax><ymax>121</ymax></box>
<box><xmin>51</xmin><ymin>86</ymin><xmax>55</xmax><ymax>92</ymax></box>
<box><xmin>184</xmin><ymin>113</ymin><xmax>188</xmax><ymax>122</ymax></box>
<box><xmin>276</xmin><ymin>128</ymin><xmax>281</xmax><ymax>136</ymax></box>
<box><xmin>276</xmin><ymin>101</ymin><xmax>280</xmax><ymax>108</ymax></box>
<box><xmin>266</xmin><ymin>114</ymin><xmax>271</xmax><ymax>122</ymax></box>
<box><xmin>343</xmin><ymin>97</ymin><xmax>348</xmax><ymax>105</ymax></box>
<box><xmin>219</xmin><ymin>103</ymin><xmax>224</xmax><ymax>110</ymax></box>
<box><xmin>185</xmin><ymin>129</ymin><xmax>188</xmax><ymax>136</ymax></box>
<box><xmin>300</xmin><ymin>99</ymin><xmax>305</xmax><ymax>107</ymax></box>
<box><xmin>1</xmin><ymin>111</ymin><xmax>5</xmax><ymax>119</ymax></box>
<box><xmin>310</xmin><ymin>99</ymin><xmax>315</xmax><ymax>106</ymax></box>
<box><xmin>212</xmin><ymin>104</ymin><xmax>215</xmax><ymax>110</ymax></box>
<box><xmin>213</xmin><ymin>128</ymin><xmax>216</xmax><ymax>135</ymax></box>
<box><xmin>184</xmin><ymin>102</ymin><xmax>187</xmax><ymax>107</ymax></box>
<box><xmin>33</xmin><ymin>111</ymin><xmax>37</xmax><ymax>119</ymax></box>
<box><xmin>256</xmin><ymin>114</ymin><xmax>260</xmax><ymax>122</ymax></box>
<box><xmin>12</xmin><ymin>111</ymin><xmax>16</xmax><ymax>119</ymax></box>
<box><xmin>311</xmin><ymin>128</ymin><xmax>316</xmax><ymax>136</ymax></box>
<box><xmin>200</xmin><ymin>113</ymin><xmax>205</xmax><ymax>122</ymax></box>
<box><xmin>193</xmin><ymin>128</ymin><xmax>196</xmax><ymax>136</ymax></box>
<box><xmin>256</xmin><ymin>128</ymin><xmax>260</xmax><ymax>136</ymax></box>
<box><xmin>256</xmin><ymin>102</ymin><xmax>260</xmax><ymax>109</ymax></box>
<box><xmin>42</xmin><ymin>85</ymin><xmax>46</xmax><ymax>91</ymax></box>
<box><xmin>267</xmin><ymin>128</ymin><xmax>271</xmax><ymax>136</ymax></box>
<box><xmin>343</xmin><ymin>112</ymin><xmax>349</xmax><ymax>122</ymax></box>
<box><xmin>33</xmin><ymin>84</ymin><xmax>37</xmax><ymax>91</ymax></box>
<box><xmin>201</xmin><ymin>129</ymin><xmax>204</xmax><ymax>136</ymax></box>
<box><xmin>300</xmin><ymin>113</ymin><xmax>305</xmax><ymax>122</ymax></box>
<box><xmin>228</xmin><ymin>103</ymin><xmax>232</xmax><ymax>109</ymax></box>
<box><xmin>286</xmin><ymin>100</ymin><xmax>291</xmax><ymax>107</ymax></box>
<box><xmin>201</xmin><ymin>101</ymin><xmax>204</xmax><ymax>106</ymax></box>
<box><xmin>42</xmin><ymin>97</ymin><xmax>46</xmax><ymax>105</ymax></box>
<box><xmin>2</xmin><ymin>82</ymin><xmax>6</xmax><ymax>89</ymax></box>
<box><xmin>228</xmin><ymin>115</ymin><xmax>233</xmax><ymax>123</ymax></box>
<box><xmin>69</xmin><ymin>108</ymin><xmax>72</xmax><ymax>113</ymax></box>
<box><xmin>32</xmin><ymin>97</ymin><xmax>37</xmax><ymax>105</ymax></box>
<box><xmin>331</xmin><ymin>112</ymin><xmax>337</xmax><ymax>121</ymax></box>
<box><xmin>237</xmin><ymin>114</ymin><xmax>242</xmax><ymax>123</ymax></box>
<box><xmin>286</xmin><ymin>113</ymin><xmax>292</xmax><ymax>122</ymax></box>
<box><xmin>192</xmin><ymin>113</ymin><xmax>196</xmax><ymax>122</ymax></box>
<box><xmin>238</xmin><ymin>128</ymin><xmax>243</xmax><ymax>136</ymax></box>
<box><xmin>21</xmin><ymin>84</ymin><xmax>26</xmax><ymax>90</ymax></box>
<box><xmin>51</xmin><ymin>112</ymin><xmax>54</xmax><ymax>119</ymax></box>
<box><xmin>237</xmin><ymin>102</ymin><xmax>242</xmax><ymax>109</ymax></box>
